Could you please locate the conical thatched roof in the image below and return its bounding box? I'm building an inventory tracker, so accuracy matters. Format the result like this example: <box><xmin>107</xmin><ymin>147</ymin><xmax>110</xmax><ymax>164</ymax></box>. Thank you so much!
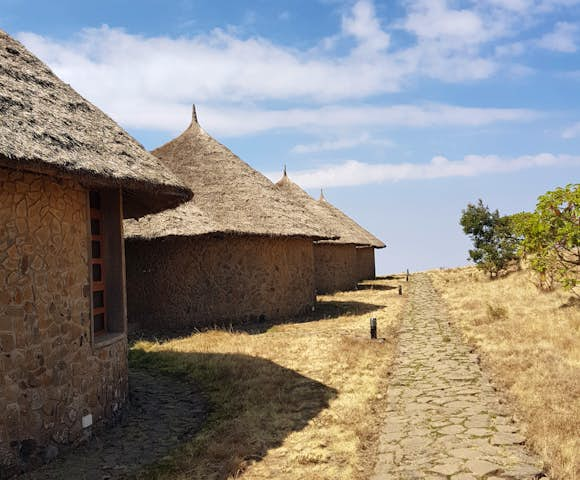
<box><xmin>318</xmin><ymin>190</ymin><xmax>386</xmax><ymax>249</ymax></box>
<box><xmin>0</xmin><ymin>29</ymin><xmax>192</xmax><ymax>218</ymax></box>
<box><xmin>275</xmin><ymin>169</ymin><xmax>369</xmax><ymax>245</ymax></box>
<box><xmin>124</xmin><ymin>107</ymin><xmax>334</xmax><ymax>240</ymax></box>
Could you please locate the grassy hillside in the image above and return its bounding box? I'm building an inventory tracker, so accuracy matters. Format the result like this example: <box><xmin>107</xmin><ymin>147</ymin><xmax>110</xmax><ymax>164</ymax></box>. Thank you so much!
<box><xmin>429</xmin><ymin>266</ymin><xmax>580</xmax><ymax>480</ymax></box>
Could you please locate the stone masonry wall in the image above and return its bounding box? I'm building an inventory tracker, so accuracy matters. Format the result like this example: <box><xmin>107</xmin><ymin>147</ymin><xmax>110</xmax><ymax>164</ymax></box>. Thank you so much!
<box><xmin>356</xmin><ymin>247</ymin><xmax>376</xmax><ymax>281</ymax></box>
<box><xmin>0</xmin><ymin>168</ymin><xmax>128</xmax><ymax>475</ymax></box>
<box><xmin>125</xmin><ymin>236</ymin><xmax>315</xmax><ymax>330</ymax></box>
<box><xmin>313</xmin><ymin>243</ymin><xmax>358</xmax><ymax>294</ymax></box>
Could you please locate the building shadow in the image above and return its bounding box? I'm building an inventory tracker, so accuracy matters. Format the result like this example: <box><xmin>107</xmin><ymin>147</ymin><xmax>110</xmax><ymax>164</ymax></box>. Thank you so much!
<box><xmin>129</xmin><ymin>349</ymin><xmax>338</xmax><ymax>479</ymax></box>
<box><xmin>356</xmin><ymin>283</ymin><xmax>398</xmax><ymax>291</ymax></box>
<box><xmin>129</xmin><ymin>299</ymin><xmax>384</xmax><ymax>340</ymax></box>
<box><xmin>19</xmin><ymin>351</ymin><xmax>337</xmax><ymax>480</ymax></box>
<box><xmin>376</xmin><ymin>274</ymin><xmax>405</xmax><ymax>280</ymax></box>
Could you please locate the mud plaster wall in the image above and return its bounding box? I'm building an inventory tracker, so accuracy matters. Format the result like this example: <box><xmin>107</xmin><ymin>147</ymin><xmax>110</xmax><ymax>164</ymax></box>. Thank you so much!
<box><xmin>0</xmin><ymin>168</ymin><xmax>128</xmax><ymax>474</ymax></box>
<box><xmin>125</xmin><ymin>236</ymin><xmax>315</xmax><ymax>329</ymax></box>
<box><xmin>313</xmin><ymin>244</ymin><xmax>358</xmax><ymax>294</ymax></box>
<box><xmin>356</xmin><ymin>247</ymin><xmax>376</xmax><ymax>281</ymax></box>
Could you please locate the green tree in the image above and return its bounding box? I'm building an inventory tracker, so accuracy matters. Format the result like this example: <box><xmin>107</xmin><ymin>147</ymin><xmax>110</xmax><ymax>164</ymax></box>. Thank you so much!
<box><xmin>460</xmin><ymin>200</ymin><xmax>520</xmax><ymax>277</ymax></box>
<box><xmin>519</xmin><ymin>184</ymin><xmax>579</xmax><ymax>294</ymax></box>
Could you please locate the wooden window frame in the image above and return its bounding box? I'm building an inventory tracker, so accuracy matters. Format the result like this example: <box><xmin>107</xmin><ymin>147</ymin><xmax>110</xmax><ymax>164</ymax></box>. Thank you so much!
<box><xmin>88</xmin><ymin>188</ymin><xmax>127</xmax><ymax>347</ymax></box>
<box><xmin>90</xmin><ymin>192</ymin><xmax>107</xmax><ymax>337</ymax></box>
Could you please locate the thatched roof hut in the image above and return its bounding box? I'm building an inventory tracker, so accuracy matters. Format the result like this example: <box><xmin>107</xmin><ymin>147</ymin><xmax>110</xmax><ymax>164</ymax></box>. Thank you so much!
<box><xmin>317</xmin><ymin>190</ymin><xmax>385</xmax><ymax>249</ymax></box>
<box><xmin>124</xmin><ymin>107</ymin><xmax>334</xmax><ymax>330</ymax></box>
<box><xmin>125</xmin><ymin>106</ymin><xmax>332</xmax><ymax>240</ymax></box>
<box><xmin>275</xmin><ymin>171</ymin><xmax>384</xmax><ymax>292</ymax></box>
<box><xmin>0</xmin><ymin>30</ymin><xmax>192</xmax><ymax>473</ymax></box>
<box><xmin>0</xmin><ymin>29</ymin><xmax>191</xmax><ymax>218</ymax></box>
<box><xmin>276</xmin><ymin>169</ymin><xmax>369</xmax><ymax>245</ymax></box>
<box><xmin>318</xmin><ymin>190</ymin><xmax>386</xmax><ymax>283</ymax></box>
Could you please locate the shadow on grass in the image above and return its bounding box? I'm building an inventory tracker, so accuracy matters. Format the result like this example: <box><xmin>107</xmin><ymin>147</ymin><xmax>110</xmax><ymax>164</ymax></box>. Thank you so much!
<box><xmin>357</xmin><ymin>283</ymin><xmax>398</xmax><ymax>291</ymax></box>
<box><xmin>129</xmin><ymin>348</ymin><xmax>338</xmax><ymax>480</ymax></box>
<box><xmin>235</xmin><ymin>299</ymin><xmax>384</xmax><ymax>335</ymax></box>
<box><xmin>559</xmin><ymin>295</ymin><xmax>580</xmax><ymax>309</ymax></box>
<box><xmin>129</xmin><ymin>299</ymin><xmax>383</xmax><ymax>340</ymax></box>
<box><xmin>376</xmin><ymin>274</ymin><xmax>405</xmax><ymax>280</ymax></box>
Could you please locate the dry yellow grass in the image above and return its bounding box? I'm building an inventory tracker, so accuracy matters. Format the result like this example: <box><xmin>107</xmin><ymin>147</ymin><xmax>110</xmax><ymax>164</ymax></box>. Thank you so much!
<box><xmin>428</xmin><ymin>266</ymin><xmax>580</xmax><ymax>480</ymax></box>
<box><xmin>130</xmin><ymin>276</ymin><xmax>405</xmax><ymax>480</ymax></box>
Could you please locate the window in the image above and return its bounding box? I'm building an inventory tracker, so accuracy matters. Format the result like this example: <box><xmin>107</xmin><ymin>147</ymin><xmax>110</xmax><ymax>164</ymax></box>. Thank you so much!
<box><xmin>88</xmin><ymin>188</ymin><xmax>125</xmax><ymax>343</ymax></box>
<box><xmin>90</xmin><ymin>191</ymin><xmax>106</xmax><ymax>336</ymax></box>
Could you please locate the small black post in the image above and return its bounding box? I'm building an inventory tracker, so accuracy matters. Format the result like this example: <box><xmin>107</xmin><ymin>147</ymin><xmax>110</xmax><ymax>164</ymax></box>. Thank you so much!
<box><xmin>370</xmin><ymin>317</ymin><xmax>377</xmax><ymax>339</ymax></box>
<box><xmin>406</xmin><ymin>269</ymin><xmax>409</xmax><ymax>282</ymax></box>
<box><xmin>398</xmin><ymin>285</ymin><xmax>402</xmax><ymax>295</ymax></box>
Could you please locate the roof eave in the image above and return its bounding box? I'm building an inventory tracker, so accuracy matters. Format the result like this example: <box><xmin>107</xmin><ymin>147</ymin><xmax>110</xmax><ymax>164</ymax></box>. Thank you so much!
<box><xmin>0</xmin><ymin>154</ymin><xmax>193</xmax><ymax>219</ymax></box>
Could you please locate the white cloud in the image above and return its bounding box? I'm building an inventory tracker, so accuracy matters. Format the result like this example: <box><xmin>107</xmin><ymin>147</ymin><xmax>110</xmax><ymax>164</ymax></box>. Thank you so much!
<box><xmin>14</xmin><ymin>0</ymin><xmax>511</xmax><ymax>130</ymax></box>
<box><xmin>11</xmin><ymin>0</ymin><xmax>572</xmax><ymax>138</ymax></box>
<box><xmin>403</xmin><ymin>0</ymin><xmax>489</xmax><ymax>44</ymax></box>
<box><xmin>562</xmin><ymin>122</ymin><xmax>580</xmax><ymax>138</ymax></box>
<box><xmin>268</xmin><ymin>153</ymin><xmax>580</xmax><ymax>188</ymax></box>
<box><xmin>342</xmin><ymin>0</ymin><xmax>390</xmax><ymax>54</ymax></box>
<box><xmin>537</xmin><ymin>22</ymin><xmax>578</xmax><ymax>52</ymax></box>
<box><xmin>291</xmin><ymin>133</ymin><xmax>393</xmax><ymax>154</ymax></box>
<box><xmin>196</xmin><ymin>103</ymin><xmax>537</xmax><ymax>137</ymax></box>
<box><xmin>16</xmin><ymin>26</ymin><xmax>407</xmax><ymax>107</ymax></box>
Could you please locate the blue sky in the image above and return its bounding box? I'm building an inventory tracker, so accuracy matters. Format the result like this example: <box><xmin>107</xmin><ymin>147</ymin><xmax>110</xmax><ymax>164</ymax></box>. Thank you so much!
<box><xmin>2</xmin><ymin>0</ymin><xmax>579</xmax><ymax>273</ymax></box>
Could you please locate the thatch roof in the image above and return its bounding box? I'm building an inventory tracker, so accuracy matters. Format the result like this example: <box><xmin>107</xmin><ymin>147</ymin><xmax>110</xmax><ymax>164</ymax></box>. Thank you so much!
<box><xmin>0</xmin><ymin>29</ymin><xmax>192</xmax><ymax>218</ymax></box>
<box><xmin>318</xmin><ymin>190</ymin><xmax>386</xmax><ymax>249</ymax></box>
<box><xmin>275</xmin><ymin>169</ymin><xmax>370</xmax><ymax>246</ymax></box>
<box><xmin>124</xmin><ymin>107</ymin><xmax>335</xmax><ymax>240</ymax></box>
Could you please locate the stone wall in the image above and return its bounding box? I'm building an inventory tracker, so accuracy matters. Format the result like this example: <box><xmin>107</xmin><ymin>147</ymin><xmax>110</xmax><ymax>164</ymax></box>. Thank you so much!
<box><xmin>0</xmin><ymin>168</ymin><xmax>128</xmax><ymax>475</ymax></box>
<box><xmin>356</xmin><ymin>247</ymin><xmax>376</xmax><ymax>280</ymax></box>
<box><xmin>313</xmin><ymin>243</ymin><xmax>358</xmax><ymax>294</ymax></box>
<box><xmin>125</xmin><ymin>236</ymin><xmax>315</xmax><ymax>329</ymax></box>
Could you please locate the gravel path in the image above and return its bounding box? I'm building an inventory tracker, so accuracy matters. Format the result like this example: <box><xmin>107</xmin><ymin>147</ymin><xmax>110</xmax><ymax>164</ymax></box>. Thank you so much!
<box><xmin>21</xmin><ymin>369</ymin><xmax>207</xmax><ymax>480</ymax></box>
<box><xmin>372</xmin><ymin>274</ymin><xmax>545</xmax><ymax>480</ymax></box>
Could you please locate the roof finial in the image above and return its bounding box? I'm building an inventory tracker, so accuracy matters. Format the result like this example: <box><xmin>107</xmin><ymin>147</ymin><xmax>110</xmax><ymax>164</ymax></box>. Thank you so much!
<box><xmin>283</xmin><ymin>164</ymin><xmax>287</xmax><ymax>177</ymax></box>
<box><xmin>192</xmin><ymin>104</ymin><xmax>198</xmax><ymax>124</ymax></box>
<box><xmin>319</xmin><ymin>188</ymin><xmax>326</xmax><ymax>201</ymax></box>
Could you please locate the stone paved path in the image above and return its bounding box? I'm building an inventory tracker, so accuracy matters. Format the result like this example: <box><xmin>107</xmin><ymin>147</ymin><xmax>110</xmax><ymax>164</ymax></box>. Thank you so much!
<box><xmin>20</xmin><ymin>369</ymin><xmax>207</xmax><ymax>480</ymax></box>
<box><xmin>372</xmin><ymin>274</ymin><xmax>545</xmax><ymax>480</ymax></box>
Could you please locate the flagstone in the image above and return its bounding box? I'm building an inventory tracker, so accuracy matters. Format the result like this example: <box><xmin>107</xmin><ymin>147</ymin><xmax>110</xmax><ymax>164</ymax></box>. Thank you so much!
<box><xmin>371</xmin><ymin>275</ymin><xmax>544</xmax><ymax>480</ymax></box>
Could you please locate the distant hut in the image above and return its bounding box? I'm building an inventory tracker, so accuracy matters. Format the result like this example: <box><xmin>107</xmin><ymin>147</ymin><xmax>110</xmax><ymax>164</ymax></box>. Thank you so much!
<box><xmin>275</xmin><ymin>170</ymin><xmax>369</xmax><ymax>293</ymax></box>
<box><xmin>124</xmin><ymin>107</ymin><xmax>332</xmax><ymax>330</ymax></box>
<box><xmin>317</xmin><ymin>191</ymin><xmax>386</xmax><ymax>290</ymax></box>
<box><xmin>0</xmin><ymin>31</ymin><xmax>191</xmax><ymax>473</ymax></box>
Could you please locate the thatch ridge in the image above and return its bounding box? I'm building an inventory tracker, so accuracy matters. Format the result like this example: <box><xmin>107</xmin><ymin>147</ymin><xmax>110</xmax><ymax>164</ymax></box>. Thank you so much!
<box><xmin>275</xmin><ymin>170</ymin><xmax>368</xmax><ymax>246</ymax></box>
<box><xmin>317</xmin><ymin>190</ymin><xmax>386</xmax><ymax>249</ymax></box>
<box><xmin>0</xmin><ymin>30</ymin><xmax>192</xmax><ymax>216</ymax></box>
<box><xmin>124</xmin><ymin>107</ymin><xmax>335</xmax><ymax>240</ymax></box>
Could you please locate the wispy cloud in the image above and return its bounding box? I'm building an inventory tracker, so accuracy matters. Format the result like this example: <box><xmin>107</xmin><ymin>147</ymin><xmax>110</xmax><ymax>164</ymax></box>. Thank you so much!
<box><xmin>537</xmin><ymin>22</ymin><xmax>578</xmax><ymax>52</ymax></box>
<box><xmin>268</xmin><ymin>153</ymin><xmax>580</xmax><ymax>188</ymax></box>
<box><xmin>403</xmin><ymin>0</ymin><xmax>491</xmax><ymax>44</ymax></box>
<box><xmin>291</xmin><ymin>133</ymin><xmax>393</xmax><ymax>154</ymax></box>
<box><xmin>562</xmin><ymin>122</ymin><xmax>580</xmax><ymax>139</ymax></box>
<box><xmin>51</xmin><ymin>98</ymin><xmax>536</xmax><ymax>137</ymax></box>
<box><xmin>342</xmin><ymin>0</ymin><xmax>390</xmax><ymax>54</ymax></box>
<box><xmin>194</xmin><ymin>103</ymin><xmax>538</xmax><ymax>136</ymax></box>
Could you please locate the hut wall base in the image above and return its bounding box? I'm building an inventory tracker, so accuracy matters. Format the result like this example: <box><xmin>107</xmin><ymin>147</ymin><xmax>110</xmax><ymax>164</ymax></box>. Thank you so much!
<box><xmin>126</xmin><ymin>236</ymin><xmax>315</xmax><ymax>330</ymax></box>
<box><xmin>314</xmin><ymin>243</ymin><xmax>359</xmax><ymax>294</ymax></box>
